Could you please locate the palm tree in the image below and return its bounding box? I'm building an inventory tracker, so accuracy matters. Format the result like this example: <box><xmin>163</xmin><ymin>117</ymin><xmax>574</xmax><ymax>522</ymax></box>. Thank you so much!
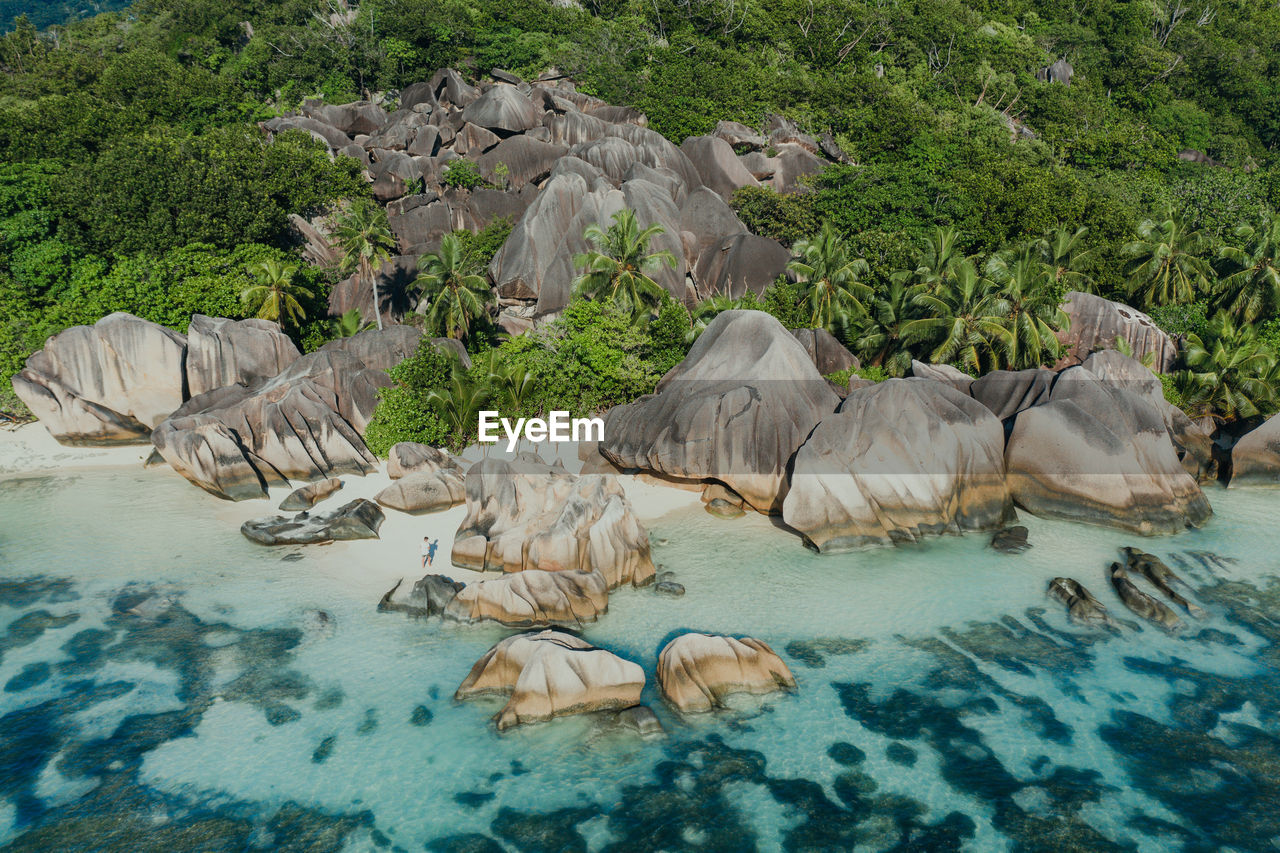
<box><xmin>843</xmin><ymin>278</ymin><xmax>922</xmax><ymax>377</ymax></box>
<box><xmin>333</xmin><ymin>200</ymin><xmax>397</xmax><ymax>331</ymax></box>
<box><xmin>1035</xmin><ymin>225</ymin><xmax>1095</xmax><ymax>294</ymax></box>
<box><xmin>330</xmin><ymin>308</ymin><xmax>374</xmax><ymax>338</ymax></box>
<box><xmin>895</xmin><ymin>226</ymin><xmax>967</xmax><ymax>293</ymax></box>
<box><xmin>414</xmin><ymin>233</ymin><xmax>494</xmax><ymax>340</ymax></box>
<box><xmin>1181</xmin><ymin>312</ymin><xmax>1280</xmax><ymax>423</ymax></box>
<box><xmin>789</xmin><ymin>222</ymin><xmax>872</xmax><ymax>329</ymax></box>
<box><xmin>572</xmin><ymin>209</ymin><xmax>676</xmax><ymax>324</ymax></box>
<box><xmin>1122</xmin><ymin>212</ymin><xmax>1213</xmax><ymax>307</ymax></box>
<box><xmin>985</xmin><ymin>244</ymin><xmax>1069</xmax><ymax>369</ymax></box>
<box><xmin>240</xmin><ymin>260</ymin><xmax>313</xmax><ymax>329</ymax></box>
<box><xmin>685</xmin><ymin>293</ymin><xmax>753</xmax><ymax>343</ymax></box>
<box><xmin>426</xmin><ymin>370</ymin><xmax>490</xmax><ymax>449</ymax></box>
<box><xmin>903</xmin><ymin>259</ymin><xmax>1012</xmax><ymax>374</ymax></box>
<box><xmin>1215</xmin><ymin>216</ymin><xmax>1280</xmax><ymax>323</ymax></box>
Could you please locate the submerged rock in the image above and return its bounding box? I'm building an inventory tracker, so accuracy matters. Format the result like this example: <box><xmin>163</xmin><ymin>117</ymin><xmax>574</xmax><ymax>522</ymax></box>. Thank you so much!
<box><xmin>455</xmin><ymin>630</ymin><xmax>644</xmax><ymax>730</ymax></box>
<box><xmin>279</xmin><ymin>478</ymin><xmax>344</xmax><ymax>511</ymax></box>
<box><xmin>241</xmin><ymin>499</ymin><xmax>385</xmax><ymax>546</ymax></box>
<box><xmin>451</xmin><ymin>457</ymin><xmax>655</xmax><ymax>588</ymax></box>
<box><xmin>1108</xmin><ymin>563</ymin><xmax>1182</xmax><ymax>631</ymax></box>
<box><xmin>602</xmin><ymin>311</ymin><xmax>839</xmax><ymax>513</ymax></box>
<box><xmin>1046</xmin><ymin>578</ymin><xmax>1114</xmax><ymax>627</ymax></box>
<box><xmin>783</xmin><ymin>379</ymin><xmax>1011</xmax><ymax>552</ymax></box>
<box><xmin>991</xmin><ymin>526</ymin><xmax>1031</xmax><ymax>554</ymax></box>
<box><xmin>445</xmin><ymin>569</ymin><xmax>609</xmax><ymax>627</ymax></box>
<box><xmin>657</xmin><ymin>633</ymin><xmax>796</xmax><ymax>712</ymax></box>
<box><xmin>13</xmin><ymin>312</ymin><xmax>187</xmax><ymax>445</ymax></box>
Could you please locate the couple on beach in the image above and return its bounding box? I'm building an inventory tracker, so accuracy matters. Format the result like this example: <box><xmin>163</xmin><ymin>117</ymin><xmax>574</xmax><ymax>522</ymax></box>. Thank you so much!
<box><xmin>421</xmin><ymin>537</ymin><xmax>439</xmax><ymax>568</ymax></box>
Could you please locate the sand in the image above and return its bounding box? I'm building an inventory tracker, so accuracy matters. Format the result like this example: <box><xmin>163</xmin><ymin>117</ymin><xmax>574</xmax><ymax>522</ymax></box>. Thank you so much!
<box><xmin>0</xmin><ymin>422</ymin><xmax>703</xmax><ymax>601</ymax></box>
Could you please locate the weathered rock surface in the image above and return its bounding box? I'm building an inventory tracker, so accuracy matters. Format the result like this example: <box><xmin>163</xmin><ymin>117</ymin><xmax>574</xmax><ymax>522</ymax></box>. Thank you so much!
<box><xmin>378</xmin><ymin>574</ymin><xmax>465</xmax><ymax>618</ymax></box>
<box><xmin>319</xmin><ymin>325</ymin><xmax>428</xmax><ymax>372</ymax></box>
<box><xmin>1060</xmin><ymin>291</ymin><xmax>1176</xmax><ymax>372</ymax></box>
<box><xmin>387</xmin><ymin>442</ymin><xmax>460</xmax><ymax>478</ymax></box>
<box><xmin>791</xmin><ymin>328</ymin><xmax>858</xmax><ymax>375</ymax></box>
<box><xmin>970</xmin><ymin>369</ymin><xmax>1057</xmax><ymax>421</ymax></box>
<box><xmin>153</xmin><ymin>351</ymin><xmax>387</xmax><ymax>500</ymax></box>
<box><xmin>462</xmin><ymin>84</ymin><xmax>540</xmax><ymax>134</ymax></box>
<box><xmin>375</xmin><ymin>450</ymin><xmax>467</xmax><ymax>514</ymax></box>
<box><xmin>456</xmin><ymin>630</ymin><xmax>644</xmax><ymax>730</ymax></box>
<box><xmin>692</xmin><ymin>234</ymin><xmax>790</xmax><ymax>300</ymax></box>
<box><xmin>910</xmin><ymin>360</ymin><xmax>974</xmax><ymax>393</ymax></box>
<box><xmin>13</xmin><ymin>313</ymin><xmax>187</xmax><ymax>445</ymax></box>
<box><xmin>602</xmin><ymin>310</ymin><xmax>840</xmax><ymax>513</ymax></box>
<box><xmin>1231</xmin><ymin>414</ymin><xmax>1280</xmax><ymax>487</ymax></box>
<box><xmin>445</xmin><ymin>569</ymin><xmax>610</xmax><ymax>627</ymax></box>
<box><xmin>657</xmin><ymin>633</ymin><xmax>796</xmax><ymax>712</ymax></box>
<box><xmin>1005</xmin><ymin>366</ymin><xmax>1212</xmax><ymax>533</ymax></box>
<box><xmin>451</xmin><ymin>458</ymin><xmax>656</xmax><ymax>588</ymax></box>
<box><xmin>680</xmin><ymin>135</ymin><xmax>759</xmax><ymax>199</ymax></box>
<box><xmin>783</xmin><ymin>379</ymin><xmax>1012</xmax><ymax>551</ymax></box>
<box><xmin>241</xmin><ymin>499</ymin><xmax>385</xmax><ymax>546</ymax></box>
<box><xmin>279</xmin><ymin>478</ymin><xmax>343</xmax><ymax>511</ymax></box>
<box><xmin>186</xmin><ymin>315</ymin><xmax>300</xmax><ymax>397</ymax></box>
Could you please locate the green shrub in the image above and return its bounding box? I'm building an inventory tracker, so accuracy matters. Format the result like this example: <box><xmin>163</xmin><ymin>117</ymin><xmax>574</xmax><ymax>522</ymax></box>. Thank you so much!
<box><xmin>362</xmin><ymin>340</ymin><xmax>455</xmax><ymax>457</ymax></box>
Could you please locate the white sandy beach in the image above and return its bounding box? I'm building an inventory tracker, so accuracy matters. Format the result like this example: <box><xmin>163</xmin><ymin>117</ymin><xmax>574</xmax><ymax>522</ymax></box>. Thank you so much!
<box><xmin>0</xmin><ymin>422</ymin><xmax>703</xmax><ymax>601</ymax></box>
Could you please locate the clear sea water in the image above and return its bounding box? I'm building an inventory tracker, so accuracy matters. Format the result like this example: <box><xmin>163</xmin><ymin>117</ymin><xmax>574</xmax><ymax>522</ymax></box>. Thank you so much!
<box><xmin>2</xmin><ymin>467</ymin><xmax>1280</xmax><ymax>851</ymax></box>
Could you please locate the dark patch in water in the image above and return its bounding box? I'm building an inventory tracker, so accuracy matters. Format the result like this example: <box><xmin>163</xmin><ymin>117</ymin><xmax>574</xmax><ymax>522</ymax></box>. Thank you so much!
<box><xmin>314</xmin><ymin>686</ymin><xmax>345</xmax><ymax>710</ymax></box>
<box><xmin>783</xmin><ymin>637</ymin><xmax>868</xmax><ymax>668</ymax></box>
<box><xmin>427</xmin><ymin>834</ymin><xmax>506</xmax><ymax>853</ymax></box>
<box><xmin>886</xmin><ymin>742</ymin><xmax>917</xmax><ymax>766</ymax></box>
<box><xmin>312</xmin><ymin>735</ymin><xmax>337</xmax><ymax>764</ymax></box>
<box><xmin>492</xmin><ymin>806</ymin><xmax>595</xmax><ymax>853</ymax></box>
<box><xmin>4</xmin><ymin>661</ymin><xmax>50</xmax><ymax>692</ymax></box>
<box><xmin>410</xmin><ymin>704</ymin><xmax>433</xmax><ymax>726</ymax></box>
<box><xmin>455</xmin><ymin>791</ymin><xmax>496</xmax><ymax>808</ymax></box>
<box><xmin>0</xmin><ymin>576</ymin><xmax>78</xmax><ymax>608</ymax></box>
<box><xmin>827</xmin><ymin>741</ymin><xmax>865</xmax><ymax>766</ymax></box>
<box><xmin>357</xmin><ymin>707</ymin><xmax>379</xmax><ymax>735</ymax></box>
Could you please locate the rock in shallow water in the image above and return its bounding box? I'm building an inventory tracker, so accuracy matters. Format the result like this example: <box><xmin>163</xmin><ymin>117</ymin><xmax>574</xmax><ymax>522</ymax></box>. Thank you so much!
<box><xmin>990</xmin><ymin>526</ymin><xmax>1030</xmax><ymax>554</ymax></box>
<box><xmin>657</xmin><ymin>633</ymin><xmax>796</xmax><ymax>712</ymax></box>
<box><xmin>456</xmin><ymin>630</ymin><xmax>644</xmax><ymax>730</ymax></box>
<box><xmin>242</xmin><ymin>499</ymin><xmax>385</xmax><ymax>546</ymax></box>
<box><xmin>445</xmin><ymin>569</ymin><xmax>610</xmax><ymax>627</ymax></box>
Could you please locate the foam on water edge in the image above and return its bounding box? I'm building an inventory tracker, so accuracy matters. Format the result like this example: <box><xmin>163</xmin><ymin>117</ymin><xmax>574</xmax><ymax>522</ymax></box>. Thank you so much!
<box><xmin>2</xmin><ymin>467</ymin><xmax>1280</xmax><ymax>850</ymax></box>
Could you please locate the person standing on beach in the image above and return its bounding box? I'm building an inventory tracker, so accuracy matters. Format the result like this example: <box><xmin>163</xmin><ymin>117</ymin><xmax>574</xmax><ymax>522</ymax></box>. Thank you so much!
<box><xmin>421</xmin><ymin>537</ymin><xmax>431</xmax><ymax>569</ymax></box>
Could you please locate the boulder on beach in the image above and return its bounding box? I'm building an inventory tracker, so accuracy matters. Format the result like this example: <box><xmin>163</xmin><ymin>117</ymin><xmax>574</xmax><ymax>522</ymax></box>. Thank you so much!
<box><xmin>13</xmin><ymin>313</ymin><xmax>187</xmax><ymax>445</ymax></box>
<box><xmin>601</xmin><ymin>310</ymin><xmax>839</xmax><ymax>513</ymax></box>
<box><xmin>186</xmin><ymin>315</ymin><xmax>301</xmax><ymax>398</ymax></box>
<box><xmin>387</xmin><ymin>442</ymin><xmax>459</xmax><ymax>478</ymax></box>
<box><xmin>1060</xmin><ymin>291</ymin><xmax>1176</xmax><ymax>372</ymax></box>
<box><xmin>1005</xmin><ymin>366</ymin><xmax>1212</xmax><ymax>534</ymax></box>
<box><xmin>375</xmin><ymin>453</ymin><xmax>467</xmax><ymax>514</ymax></box>
<box><xmin>782</xmin><ymin>379</ymin><xmax>1012</xmax><ymax>551</ymax></box>
<box><xmin>455</xmin><ymin>630</ymin><xmax>645</xmax><ymax>730</ymax></box>
<box><xmin>378</xmin><ymin>574</ymin><xmax>466</xmax><ymax>618</ymax></box>
<box><xmin>1230</xmin><ymin>413</ymin><xmax>1280</xmax><ymax>487</ymax></box>
<box><xmin>451</xmin><ymin>457</ymin><xmax>656</xmax><ymax>588</ymax></box>
<box><xmin>657</xmin><ymin>633</ymin><xmax>796</xmax><ymax>712</ymax></box>
<box><xmin>445</xmin><ymin>569</ymin><xmax>610</xmax><ymax>627</ymax></box>
<box><xmin>279</xmin><ymin>478</ymin><xmax>343</xmax><ymax>511</ymax></box>
<box><xmin>153</xmin><ymin>350</ymin><xmax>388</xmax><ymax>500</ymax></box>
<box><xmin>241</xmin><ymin>499</ymin><xmax>385</xmax><ymax>546</ymax></box>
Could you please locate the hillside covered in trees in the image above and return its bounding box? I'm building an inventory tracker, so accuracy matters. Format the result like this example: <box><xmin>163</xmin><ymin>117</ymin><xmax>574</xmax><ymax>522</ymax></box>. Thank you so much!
<box><xmin>1</xmin><ymin>0</ymin><xmax>1278</xmax><ymax>430</ymax></box>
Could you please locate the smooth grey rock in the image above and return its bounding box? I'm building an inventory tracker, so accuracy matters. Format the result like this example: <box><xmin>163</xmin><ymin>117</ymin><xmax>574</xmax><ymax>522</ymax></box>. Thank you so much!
<box><xmin>462</xmin><ymin>84</ymin><xmax>540</xmax><ymax>133</ymax></box>
<box><xmin>1060</xmin><ymin>291</ymin><xmax>1176</xmax><ymax>372</ymax></box>
<box><xmin>692</xmin><ymin>233</ymin><xmax>790</xmax><ymax>300</ymax></box>
<box><xmin>791</xmin><ymin>328</ymin><xmax>858</xmax><ymax>375</ymax></box>
<box><xmin>680</xmin><ymin>135</ymin><xmax>760</xmax><ymax>199</ymax></box>
<box><xmin>186</xmin><ymin>315</ymin><xmax>300</xmax><ymax>398</ymax></box>
<box><xmin>1230</xmin><ymin>414</ymin><xmax>1280</xmax><ymax>487</ymax></box>
<box><xmin>280</xmin><ymin>478</ymin><xmax>343</xmax><ymax>511</ymax></box>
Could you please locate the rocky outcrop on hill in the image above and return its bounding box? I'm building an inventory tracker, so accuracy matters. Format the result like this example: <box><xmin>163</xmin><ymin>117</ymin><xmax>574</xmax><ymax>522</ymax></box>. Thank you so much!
<box><xmin>783</xmin><ymin>379</ymin><xmax>1011</xmax><ymax>551</ymax></box>
<box><xmin>261</xmin><ymin>70</ymin><xmax>842</xmax><ymax>325</ymax></box>
<box><xmin>1004</xmin><ymin>366</ymin><xmax>1211</xmax><ymax>533</ymax></box>
<box><xmin>602</xmin><ymin>310</ymin><xmax>839</xmax><ymax>513</ymax></box>
<box><xmin>657</xmin><ymin>633</ymin><xmax>795</xmax><ymax>712</ymax></box>
<box><xmin>186</xmin><ymin>314</ymin><xmax>301</xmax><ymax>397</ymax></box>
<box><xmin>456</xmin><ymin>630</ymin><xmax>645</xmax><ymax>730</ymax></box>
<box><xmin>1060</xmin><ymin>291</ymin><xmax>1176</xmax><ymax>372</ymax></box>
<box><xmin>152</xmin><ymin>351</ymin><xmax>388</xmax><ymax>500</ymax></box>
<box><xmin>12</xmin><ymin>313</ymin><xmax>187</xmax><ymax>445</ymax></box>
<box><xmin>451</xmin><ymin>457</ymin><xmax>656</xmax><ymax>588</ymax></box>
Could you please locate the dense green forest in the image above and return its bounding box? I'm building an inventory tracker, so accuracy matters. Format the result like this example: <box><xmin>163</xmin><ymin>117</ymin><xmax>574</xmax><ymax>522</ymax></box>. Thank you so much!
<box><xmin>1</xmin><ymin>0</ymin><xmax>1278</xmax><ymax>431</ymax></box>
<box><xmin>0</xmin><ymin>1</ymin><xmax>130</xmax><ymax>32</ymax></box>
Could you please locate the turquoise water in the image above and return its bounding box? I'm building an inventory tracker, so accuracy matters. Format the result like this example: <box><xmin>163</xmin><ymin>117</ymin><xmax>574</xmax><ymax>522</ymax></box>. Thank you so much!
<box><xmin>2</xmin><ymin>468</ymin><xmax>1280</xmax><ymax>851</ymax></box>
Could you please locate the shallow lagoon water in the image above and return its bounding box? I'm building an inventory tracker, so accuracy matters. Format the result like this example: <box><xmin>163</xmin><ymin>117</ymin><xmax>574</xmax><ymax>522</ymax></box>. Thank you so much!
<box><xmin>2</xmin><ymin>468</ymin><xmax>1280</xmax><ymax>851</ymax></box>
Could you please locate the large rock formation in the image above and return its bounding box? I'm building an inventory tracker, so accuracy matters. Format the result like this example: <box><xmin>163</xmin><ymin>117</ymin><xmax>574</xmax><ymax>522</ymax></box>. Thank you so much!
<box><xmin>279</xmin><ymin>477</ymin><xmax>343</xmax><ymax>511</ymax></box>
<box><xmin>375</xmin><ymin>448</ymin><xmax>467</xmax><ymax>513</ymax></box>
<box><xmin>791</xmin><ymin>328</ymin><xmax>858</xmax><ymax>376</ymax></box>
<box><xmin>12</xmin><ymin>313</ymin><xmax>187</xmax><ymax>445</ymax></box>
<box><xmin>783</xmin><ymin>379</ymin><xmax>1012</xmax><ymax>551</ymax></box>
<box><xmin>1004</xmin><ymin>366</ymin><xmax>1212</xmax><ymax>533</ymax></box>
<box><xmin>657</xmin><ymin>633</ymin><xmax>796</xmax><ymax>712</ymax></box>
<box><xmin>152</xmin><ymin>351</ymin><xmax>388</xmax><ymax>500</ymax></box>
<box><xmin>1060</xmin><ymin>291</ymin><xmax>1176</xmax><ymax>372</ymax></box>
<box><xmin>455</xmin><ymin>630</ymin><xmax>645</xmax><ymax>730</ymax></box>
<box><xmin>602</xmin><ymin>311</ymin><xmax>839</xmax><ymax>513</ymax></box>
<box><xmin>1230</xmin><ymin>414</ymin><xmax>1280</xmax><ymax>487</ymax></box>
<box><xmin>241</xmin><ymin>499</ymin><xmax>385</xmax><ymax>545</ymax></box>
<box><xmin>445</xmin><ymin>569</ymin><xmax>610</xmax><ymax>627</ymax></box>
<box><xmin>186</xmin><ymin>314</ymin><xmax>300</xmax><ymax>397</ymax></box>
<box><xmin>451</xmin><ymin>457</ymin><xmax>656</xmax><ymax>588</ymax></box>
